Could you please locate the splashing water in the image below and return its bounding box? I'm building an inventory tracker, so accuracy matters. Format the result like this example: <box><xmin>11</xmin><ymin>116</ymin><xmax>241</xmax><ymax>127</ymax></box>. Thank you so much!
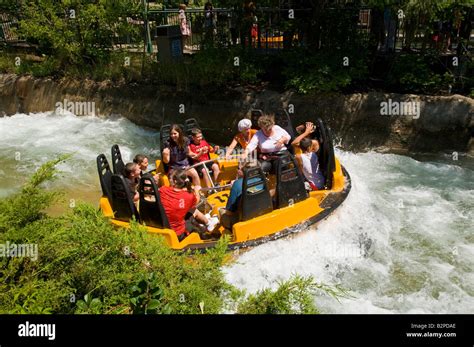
<box><xmin>0</xmin><ymin>112</ymin><xmax>160</xmax><ymax>201</ymax></box>
<box><xmin>0</xmin><ymin>113</ymin><xmax>472</xmax><ymax>313</ymax></box>
<box><xmin>224</xmin><ymin>151</ymin><xmax>474</xmax><ymax>313</ymax></box>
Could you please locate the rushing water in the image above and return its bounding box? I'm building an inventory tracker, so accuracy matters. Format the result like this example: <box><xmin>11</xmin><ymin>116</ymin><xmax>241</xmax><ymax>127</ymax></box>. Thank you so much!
<box><xmin>225</xmin><ymin>150</ymin><xmax>474</xmax><ymax>313</ymax></box>
<box><xmin>0</xmin><ymin>112</ymin><xmax>473</xmax><ymax>313</ymax></box>
<box><xmin>0</xmin><ymin>112</ymin><xmax>160</xmax><ymax>209</ymax></box>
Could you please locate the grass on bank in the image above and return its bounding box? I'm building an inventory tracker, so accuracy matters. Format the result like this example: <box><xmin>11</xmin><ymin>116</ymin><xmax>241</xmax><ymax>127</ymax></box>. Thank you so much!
<box><xmin>0</xmin><ymin>156</ymin><xmax>350</xmax><ymax>314</ymax></box>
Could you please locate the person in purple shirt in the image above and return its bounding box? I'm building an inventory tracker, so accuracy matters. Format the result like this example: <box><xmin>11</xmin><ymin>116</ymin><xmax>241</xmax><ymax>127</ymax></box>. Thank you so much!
<box><xmin>162</xmin><ymin>124</ymin><xmax>200</xmax><ymax>187</ymax></box>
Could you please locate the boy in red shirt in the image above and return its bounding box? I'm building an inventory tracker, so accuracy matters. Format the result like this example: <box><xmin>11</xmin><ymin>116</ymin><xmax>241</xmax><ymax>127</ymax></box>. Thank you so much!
<box><xmin>188</xmin><ymin>128</ymin><xmax>220</xmax><ymax>189</ymax></box>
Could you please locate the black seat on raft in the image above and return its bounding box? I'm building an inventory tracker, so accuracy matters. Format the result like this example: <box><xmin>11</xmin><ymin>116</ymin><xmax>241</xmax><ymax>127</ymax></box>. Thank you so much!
<box><xmin>111</xmin><ymin>144</ymin><xmax>125</xmax><ymax>175</ymax></box>
<box><xmin>324</xmin><ymin>127</ymin><xmax>336</xmax><ymax>189</ymax></box>
<box><xmin>315</xmin><ymin>118</ymin><xmax>335</xmax><ymax>189</ymax></box>
<box><xmin>275</xmin><ymin>109</ymin><xmax>295</xmax><ymax>155</ymax></box>
<box><xmin>275</xmin><ymin>153</ymin><xmax>308</xmax><ymax>208</ymax></box>
<box><xmin>250</xmin><ymin>109</ymin><xmax>263</xmax><ymax>130</ymax></box>
<box><xmin>159</xmin><ymin>124</ymin><xmax>171</xmax><ymax>173</ymax></box>
<box><xmin>97</xmin><ymin>154</ymin><xmax>113</xmax><ymax>202</ymax></box>
<box><xmin>138</xmin><ymin>176</ymin><xmax>170</xmax><ymax>229</ymax></box>
<box><xmin>110</xmin><ymin>174</ymin><xmax>140</xmax><ymax>222</ymax></box>
<box><xmin>239</xmin><ymin>166</ymin><xmax>273</xmax><ymax>221</ymax></box>
<box><xmin>275</xmin><ymin>109</ymin><xmax>295</xmax><ymax>139</ymax></box>
<box><xmin>184</xmin><ymin>118</ymin><xmax>200</xmax><ymax>136</ymax></box>
<box><xmin>160</xmin><ymin>124</ymin><xmax>171</xmax><ymax>149</ymax></box>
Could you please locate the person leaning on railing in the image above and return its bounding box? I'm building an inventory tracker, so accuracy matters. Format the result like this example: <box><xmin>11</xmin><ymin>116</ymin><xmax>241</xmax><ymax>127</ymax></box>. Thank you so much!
<box><xmin>204</xmin><ymin>1</ymin><xmax>217</xmax><ymax>42</ymax></box>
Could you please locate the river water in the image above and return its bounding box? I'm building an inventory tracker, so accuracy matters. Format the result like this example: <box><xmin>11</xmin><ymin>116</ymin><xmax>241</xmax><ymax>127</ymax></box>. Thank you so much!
<box><xmin>0</xmin><ymin>112</ymin><xmax>473</xmax><ymax>313</ymax></box>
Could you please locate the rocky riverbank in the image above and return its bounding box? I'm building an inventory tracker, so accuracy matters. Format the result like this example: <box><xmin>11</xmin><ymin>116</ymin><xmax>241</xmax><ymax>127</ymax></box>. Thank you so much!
<box><xmin>1</xmin><ymin>74</ymin><xmax>472</xmax><ymax>155</ymax></box>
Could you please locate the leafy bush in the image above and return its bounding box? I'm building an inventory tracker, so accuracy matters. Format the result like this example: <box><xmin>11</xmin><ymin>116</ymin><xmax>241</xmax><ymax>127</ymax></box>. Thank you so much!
<box><xmin>387</xmin><ymin>53</ymin><xmax>453</xmax><ymax>94</ymax></box>
<box><xmin>237</xmin><ymin>275</ymin><xmax>351</xmax><ymax>314</ymax></box>
<box><xmin>281</xmin><ymin>48</ymin><xmax>369</xmax><ymax>94</ymax></box>
<box><xmin>0</xmin><ymin>157</ymin><xmax>232</xmax><ymax>314</ymax></box>
<box><xmin>15</xmin><ymin>57</ymin><xmax>60</xmax><ymax>78</ymax></box>
<box><xmin>0</xmin><ymin>54</ymin><xmax>16</xmax><ymax>73</ymax></box>
<box><xmin>129</xmin><ymin>273</ymin><xmax>171</xmax><ymax>314</ymax></box>
<box><xmin>0</xmin><ymin>157</ymin><xmax>346</xmax><ymax>314</ymax></box>
<box><xmin>16</xmin><ymin>0</ymin><xmax>142</xmax><ymax>71</ymax></box>
<box><xmin>145</xmin><ymin>47</ymin><xmax>260</xmax><ymax>89</ymax></box>
<box><xmin>0</xmin><ymin>155</ymin><xmax>68</xmax><ymax>232</ymax></box>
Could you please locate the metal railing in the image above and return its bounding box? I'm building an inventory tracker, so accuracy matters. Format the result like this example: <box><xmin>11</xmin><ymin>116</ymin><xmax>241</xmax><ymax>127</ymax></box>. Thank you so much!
<box><xmin>146</xmin><ymin>8</ymin><xmax>315</xmax><ymax>51</ymax></box>
<box><xmin>0</xmin><ymin>13</ymin><xmax>21</xmax><ymax>43</ymax></box>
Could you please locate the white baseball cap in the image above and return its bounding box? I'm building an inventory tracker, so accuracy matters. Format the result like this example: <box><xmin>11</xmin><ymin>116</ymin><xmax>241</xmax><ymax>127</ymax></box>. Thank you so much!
<box><xmin>238</xmin><ymin>118</ymin><xmax>252</xmax><ymax>132</ymax></box>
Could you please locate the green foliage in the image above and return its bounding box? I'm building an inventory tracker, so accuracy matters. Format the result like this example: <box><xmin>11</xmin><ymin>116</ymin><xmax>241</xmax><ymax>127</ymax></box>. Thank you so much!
<box><xmin>0</xmin><ymin>154</ymin><xmax>70</xmax><ymax>232</ymax></box>
<box><xmin>129</xmin><ymin>273</ymin><xmax>171</xmax><ymax>314</ymax></box>
<box><xmin>16</xmin><ymin>57</ymin><xmax>60</xmax><ymax>78</ymax></box>
<box><xmin>75</xmin><ymin>294</ymin><xmax>104</xmax><ymax>314</ymax></box>
<box><xmin>0</xmin><ymin>157</ymin><xmax>232</xmax><ymax>314</ymax></box>
<box><xmin>282</xmin><ymin>48</ymin><xmax>368</xmax><ymax>94</ymax></box>
<box><xmin>16</xmin><ymin>0</ymin><xmax>142</xmax><ymax>71</ymax></box>
<box><xmin>0</xmin><ymin>156</ymin><xmax>346</xmax><ymax>314</ymax></box>
<box><xmin>0</xmin><ymin>54</ymin><xmax>16</xmax><ymax>73</ymax></box>
<box><xmin>3</xmin><ymin>0</ymin><xmax>471</xmax><ymax>96</ymax></box>
<box><xmin>145</xmin><ymin>47</ymin><xmax>260</xmax><ymax>89</ymax></box>
<box><xmin>387</xmin><ymin>53</ymin><xmax>453</xmax><ymax>94</ymax></box>
<box><xmin>237</xmin><ymin>275</ymin><xmax>351</xmax><ymax>314</ymax></box>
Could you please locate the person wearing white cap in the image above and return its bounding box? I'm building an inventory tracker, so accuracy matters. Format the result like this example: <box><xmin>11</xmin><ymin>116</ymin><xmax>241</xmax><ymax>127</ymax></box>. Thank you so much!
<box><xmin>225</xmin><ymin>118</ymin><xmax>257</xmax><ymax>159</ymax></box>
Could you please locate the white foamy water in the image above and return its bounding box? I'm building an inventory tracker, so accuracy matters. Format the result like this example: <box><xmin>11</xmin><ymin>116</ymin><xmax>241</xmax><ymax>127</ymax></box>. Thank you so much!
<box><xmin>0</xmin><ymin>112</ymin><xmax>160</xmax><ymax>199</ymax></box>
<box><xmin>224</xmin><ymin>151</ymin><xmax>474</xmax><ymax>313</ymax></box>
<box><xmin>1</xmin><ymin>113</ymin><xmax>473</xmax><ymax>313</ymax></box>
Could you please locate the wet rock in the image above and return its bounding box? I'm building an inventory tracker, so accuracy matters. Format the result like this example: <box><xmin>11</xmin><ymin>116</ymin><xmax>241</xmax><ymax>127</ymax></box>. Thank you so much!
<box><xmin>0</xmin><ymin>74</ymin><xmax>472</xmax><ymax>154</ymax></box>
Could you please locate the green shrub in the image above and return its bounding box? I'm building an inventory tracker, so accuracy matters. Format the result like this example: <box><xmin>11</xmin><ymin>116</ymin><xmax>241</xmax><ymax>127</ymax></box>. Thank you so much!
<box><xmin>236</xmin><ymin>275</ymin><xmax>351</xmax><ymax>314</ymax></box>
<box><xmin>16</xmin><ymin>0</ymin><xmax>142</xmax><ymax>71</ymax></box>
<box><xmin>387</xmin><ymin>53</ymin><xmax>453</xmax><ymax>94</ymax></box>
<box><xmin>0</xmin><ymin>157</ymin><xmax>233</xmax><ymax>314</ymax></box>
<box><xmin>143</xmin><ymin>47</ymin><xmax>261</xmax><ymax>89</ymax></box>
<box><xmin>16</xmin><ymin>57</ymin><xmax>60</xmax><ymax>78</ymax></box>
<box><xmin>0</xmin><ymin>157</ymin><xmax>346</xmax><ymax>314</ymax></box>
<box><xmin>281</xmin><ymin>48</ymin><xmax>368</xmax><ymax>94</ymax></box>
<box><xmin>0</xmin><ymin>54</ymin><xmax>16</xmax><ymax>73</ymax></box>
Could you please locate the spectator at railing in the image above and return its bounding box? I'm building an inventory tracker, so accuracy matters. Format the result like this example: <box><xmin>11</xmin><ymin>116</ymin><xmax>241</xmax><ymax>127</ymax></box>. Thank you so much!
<box><xmin>179</xmin><ymin>4</ymin><xmax>191</xmax><ymax>49</ymax></box>
<box><xmin>204</xmin><ymin>1</ymin><xmax>217</xmax><ymax>45</ymax></box>
<box><xmin>241</xmin><ymin>1</ymin><xmax>256</xmax><ymax>48</ymax></box>
<box><xmin>229</xmin><ymin>5</ymin><xmax>239</xmax><ymax>45</ymax></box>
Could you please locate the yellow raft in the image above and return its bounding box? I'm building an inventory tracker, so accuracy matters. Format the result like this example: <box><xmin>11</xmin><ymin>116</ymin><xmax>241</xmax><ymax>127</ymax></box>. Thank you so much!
<box><xmin>97</xmin><ymin>118</ymin><xmax>351</xmax><ymax>251</ymax></box>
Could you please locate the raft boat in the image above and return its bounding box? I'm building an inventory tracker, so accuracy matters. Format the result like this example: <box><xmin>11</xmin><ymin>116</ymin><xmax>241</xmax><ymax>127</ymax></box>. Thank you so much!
<box><xmin>97</xmin><ymin>116</ymin><xmax>351</xmax><ymax>251</ymax></box>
